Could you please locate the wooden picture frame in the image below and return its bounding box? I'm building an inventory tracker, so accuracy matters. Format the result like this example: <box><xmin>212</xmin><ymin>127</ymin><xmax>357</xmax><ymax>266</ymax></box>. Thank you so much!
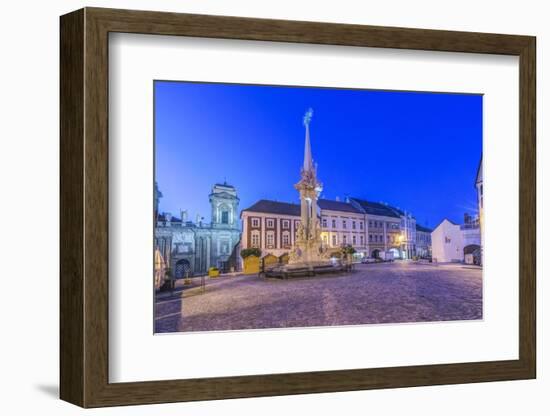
<box><xmin>60</xmin><ymin>7</ymin><xmax>536</xmax><ymax>408</ymax></box>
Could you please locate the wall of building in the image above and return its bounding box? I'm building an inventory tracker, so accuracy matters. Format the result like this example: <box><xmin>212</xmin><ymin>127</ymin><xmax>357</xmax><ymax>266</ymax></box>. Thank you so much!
<box><xmin>431</xmin><ymin>220</ymin><xmax>464</xmax><ymax>263</ymax></box>
<box><xmin>241</xmin><ymin>211</ymin><xmax>300</xmax><ymax>258</ymax></box>
<box><xmin>320</xmin><ymin>209</ymin><xmax>367</xmax><ymax>255</ymax></box>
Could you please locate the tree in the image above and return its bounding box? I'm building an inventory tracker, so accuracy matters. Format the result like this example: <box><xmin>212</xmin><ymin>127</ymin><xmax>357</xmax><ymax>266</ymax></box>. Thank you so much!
<box><xmin>240</xmin><ymin>247</ymin><xmax>262</xmax><ymax>259</ymax></box>
<box><xmin>341</xmin><ymin>244</ymin><xmax>356</xmax><ymax>256</ymax></box>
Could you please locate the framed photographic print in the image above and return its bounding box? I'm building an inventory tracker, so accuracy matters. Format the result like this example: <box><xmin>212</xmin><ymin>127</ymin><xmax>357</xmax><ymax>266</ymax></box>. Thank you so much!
<box><xmin>60</xmin><ymin>7</ymin><xmax>536</xmax><ymax>408</ymax></box>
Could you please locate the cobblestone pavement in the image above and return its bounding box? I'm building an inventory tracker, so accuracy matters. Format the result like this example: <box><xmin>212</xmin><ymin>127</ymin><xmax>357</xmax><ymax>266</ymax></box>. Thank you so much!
<box><xmin>155</xmin><ymin>262</ymin><xmax>482</xmax><ymax>333</ymax></box>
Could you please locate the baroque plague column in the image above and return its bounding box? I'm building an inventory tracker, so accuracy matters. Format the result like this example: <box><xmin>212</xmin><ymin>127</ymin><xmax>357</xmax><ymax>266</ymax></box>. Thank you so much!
<box><xmin>289</xmin><ymin>108</ymin><xmax>328</xmax><ymax>265</ymax></box>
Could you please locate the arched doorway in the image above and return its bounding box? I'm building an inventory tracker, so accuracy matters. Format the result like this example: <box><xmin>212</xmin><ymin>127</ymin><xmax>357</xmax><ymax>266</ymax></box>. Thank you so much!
<box><xmin>174</xmin><ymin>259</ymin><xmax>191</xmax><ymax>279</ymax></box>
<box><xmin>279</xmin><ymin>253</ymin><xmax>289</xmax><ymax>264</ymax></box>
<box><xmin>464</xmin><ymin>244</ymin><xmax>481</xmax><ymax>265</ymax></box>
<box><xmin>372</xmin><ymin>249</ymin><xmax>381</xmax><ymax>259</ymax></box>
<box><xmin>464</xmin><ymin>244</ymin><xmax>480</xmax><ymax>255</ymax></box>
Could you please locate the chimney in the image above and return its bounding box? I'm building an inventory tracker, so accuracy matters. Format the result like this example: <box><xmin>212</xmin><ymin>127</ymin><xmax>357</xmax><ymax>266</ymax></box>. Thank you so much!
<box><xmin>335</xmin><ymin>196</ymin><xmax>340</xmax><ymax>202</ymax></box>
<box><xmin>181</xmin><ymin>209</ymin><xmax>188</xmax><ymax>222</ymax></box>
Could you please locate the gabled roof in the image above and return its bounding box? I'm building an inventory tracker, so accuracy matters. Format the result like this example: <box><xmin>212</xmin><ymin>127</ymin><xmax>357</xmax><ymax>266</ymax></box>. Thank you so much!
<box><xmin>348</xmin><ymin>197</ymin><xmax>404</xmax><ymax>218</ymax></box>
<box><xmin>317</xmin><ymin>199</ymin><xmax>362</xmax><ymax>213</ymax></box>
<box><xmin>415</xmin><ymin>224</ymin><xmax>432</xmax><ymax>233</ymax></box>
<box><xmin>241</xmin><ymin>200</ymin><xmax>300</xmax><ymax>216</ymax></box>
<box><xmin>433</xmin><ymin>218</ymin><xmax>459</xmax><ymax>231</ymax></box>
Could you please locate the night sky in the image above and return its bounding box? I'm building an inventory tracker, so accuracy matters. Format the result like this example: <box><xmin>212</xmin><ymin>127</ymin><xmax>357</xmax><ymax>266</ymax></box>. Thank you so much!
<box><xmin>154</xmin><ymin>81</ymin><xmax>482</xmax><ymax>228</ymax></box>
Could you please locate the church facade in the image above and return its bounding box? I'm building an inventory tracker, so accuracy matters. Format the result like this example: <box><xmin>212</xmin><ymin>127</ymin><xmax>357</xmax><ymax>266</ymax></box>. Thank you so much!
<box><xmin>155</xmin><ymin>182</ymin><xmax>241</xmax><ymax>277</ymax></box>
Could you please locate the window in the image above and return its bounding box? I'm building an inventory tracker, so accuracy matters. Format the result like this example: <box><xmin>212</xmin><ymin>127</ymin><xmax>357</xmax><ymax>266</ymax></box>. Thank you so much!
<box><xmin>266</xmin><ymin>231</ymin><xmax>275</xmax><ymax>247</ymax></box>
<box><xmin>282</xmin><ymin>232</ymin><xmax>290</xmax><ymax>246</ymax></box>
<box><xmin>369</xmin><ymin>234</ymin><xmax>373</xmax><ymax>242</ymax></box>
<box><xmin>322</xmin><ymin>218</ymin><xmax>327</xmax><ymax>228</ymax></box>
<box><xmin>251</xmin><ymin>218</ymin><xmax>260</xmax><ymax>227</ymax></box>
<box><xmin>266</xmin><ymin>219</ymin><xmax>274</xmax><ymax>228</ymax></box>
<box><xmin>369</xmin><ymin>220</ymin><xmax>373</xmax><ymax>227</ymax></box>
<box><xmin>282</xmin><ymin>220</ymin><xmax>290</xmax><ymax>229</ymax></box>
<box><xmin>360</xmin><ymin>235</ymin><xmax>364</xmax><ymax>245</ymax></box>
<box><xmin>251</xmin><ymin>231</ymin><xmax>260</xmax><ymax>247</ymax></box>
<box><xmin>352</xmin><ymin>221</ymin><xmax>356</xmax><ymax>229</ymax></box>
<box><xmin>352</xmin><ymin>235</ymin><xmax>356</xmax><ymax>245</ymax></box>
<box><xmin>221</xmin><ymin>210</ymin><xmax>229</xmax><ymax>224</ymax></box>
<box><xmin>332</xmin><ymin>235</ymin><xmax>337</xmax><ymax>246</ymax></box>
<box><xmin>342</xmin><ymin>220</ymin><xmax>347</xmax><ymax>229</ymax></box>
<box><xmin>360</xmin><ymin>222</ymin><xmax>364</xmax><ymax>230</ymax></box>
<box><xmin>343</xmin><ymin>235</ymin><xmax>347</xmax><ymax>244</ymax></box>
<box><xmin>332</xmin><ymin>219</ymin><xmax>336</xmax><ymax>228</ymax></box>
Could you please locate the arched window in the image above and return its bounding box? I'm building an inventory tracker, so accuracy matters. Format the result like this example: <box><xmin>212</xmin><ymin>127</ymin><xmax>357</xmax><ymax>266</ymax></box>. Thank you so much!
<box><xmin>218</xmin><ymin>204</ymin><xmax>231</xmax><ymax>224</ymax></box>
<box><xmin>221</xmin><ymin>210</ymin><xmax>229</xmax><ymax>224</ymax></box>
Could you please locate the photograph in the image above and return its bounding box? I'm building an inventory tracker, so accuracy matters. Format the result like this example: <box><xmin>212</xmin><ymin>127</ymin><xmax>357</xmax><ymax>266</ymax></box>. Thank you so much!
<box><xmin>153</xmin><ymin>80</ymin><xmax>484</xmax><ymax>334</ymax></box>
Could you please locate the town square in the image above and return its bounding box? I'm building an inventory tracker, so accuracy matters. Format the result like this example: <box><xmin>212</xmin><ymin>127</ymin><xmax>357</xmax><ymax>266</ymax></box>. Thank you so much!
<box><xmin>154</xmin><ymin>81</ymin><xmax>483</xmax><ymax>333</ymax></box>
<box><xmin>155</xmin><ymin>262</ymin><xmax>482</xmax><ymax>333</ymax></box>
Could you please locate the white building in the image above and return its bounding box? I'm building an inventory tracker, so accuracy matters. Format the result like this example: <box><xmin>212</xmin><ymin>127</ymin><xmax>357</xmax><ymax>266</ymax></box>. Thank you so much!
<box><xmin>431</xmin><ymin>218</ymin><xmax>481</xmax><ymax>263</ymax></box>
<box><xmin>431</xmin><ymin>219</ymin><xmax>464</xmax><ymax>263</ymax></box>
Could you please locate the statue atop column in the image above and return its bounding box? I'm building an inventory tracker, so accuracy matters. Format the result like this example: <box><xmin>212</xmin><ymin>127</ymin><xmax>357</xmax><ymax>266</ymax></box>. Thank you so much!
<box><xmin>289</xmin><ymin>108</ymin><xmax>327</xmax><ymax>264</ymax></box>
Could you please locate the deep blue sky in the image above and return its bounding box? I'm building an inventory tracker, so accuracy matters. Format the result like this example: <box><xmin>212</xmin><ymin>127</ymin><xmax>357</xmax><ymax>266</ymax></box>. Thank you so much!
<box><xmin>155</xmin><ymin>81</ymin><xmax>482</xmax><ymax>228</ymax></box>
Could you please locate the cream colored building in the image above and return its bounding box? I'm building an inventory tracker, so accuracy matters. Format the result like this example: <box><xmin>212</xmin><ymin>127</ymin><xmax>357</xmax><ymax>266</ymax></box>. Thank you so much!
<box><xmin>319</xmin><ymin>199</ymin><xmax>367</xmax><ymax>255</ymax></box>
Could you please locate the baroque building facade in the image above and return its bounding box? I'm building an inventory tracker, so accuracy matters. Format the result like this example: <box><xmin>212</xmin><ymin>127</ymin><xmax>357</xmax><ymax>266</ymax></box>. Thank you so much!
<box><xmin>241</xmin><ymin>196</ymin><xmax>431</xmax><ymax>261</ymax></box>
<box><xmin>155</xmin><ymin>182</ymin><xmax>241</xmax><ymax>277</ymax></box>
